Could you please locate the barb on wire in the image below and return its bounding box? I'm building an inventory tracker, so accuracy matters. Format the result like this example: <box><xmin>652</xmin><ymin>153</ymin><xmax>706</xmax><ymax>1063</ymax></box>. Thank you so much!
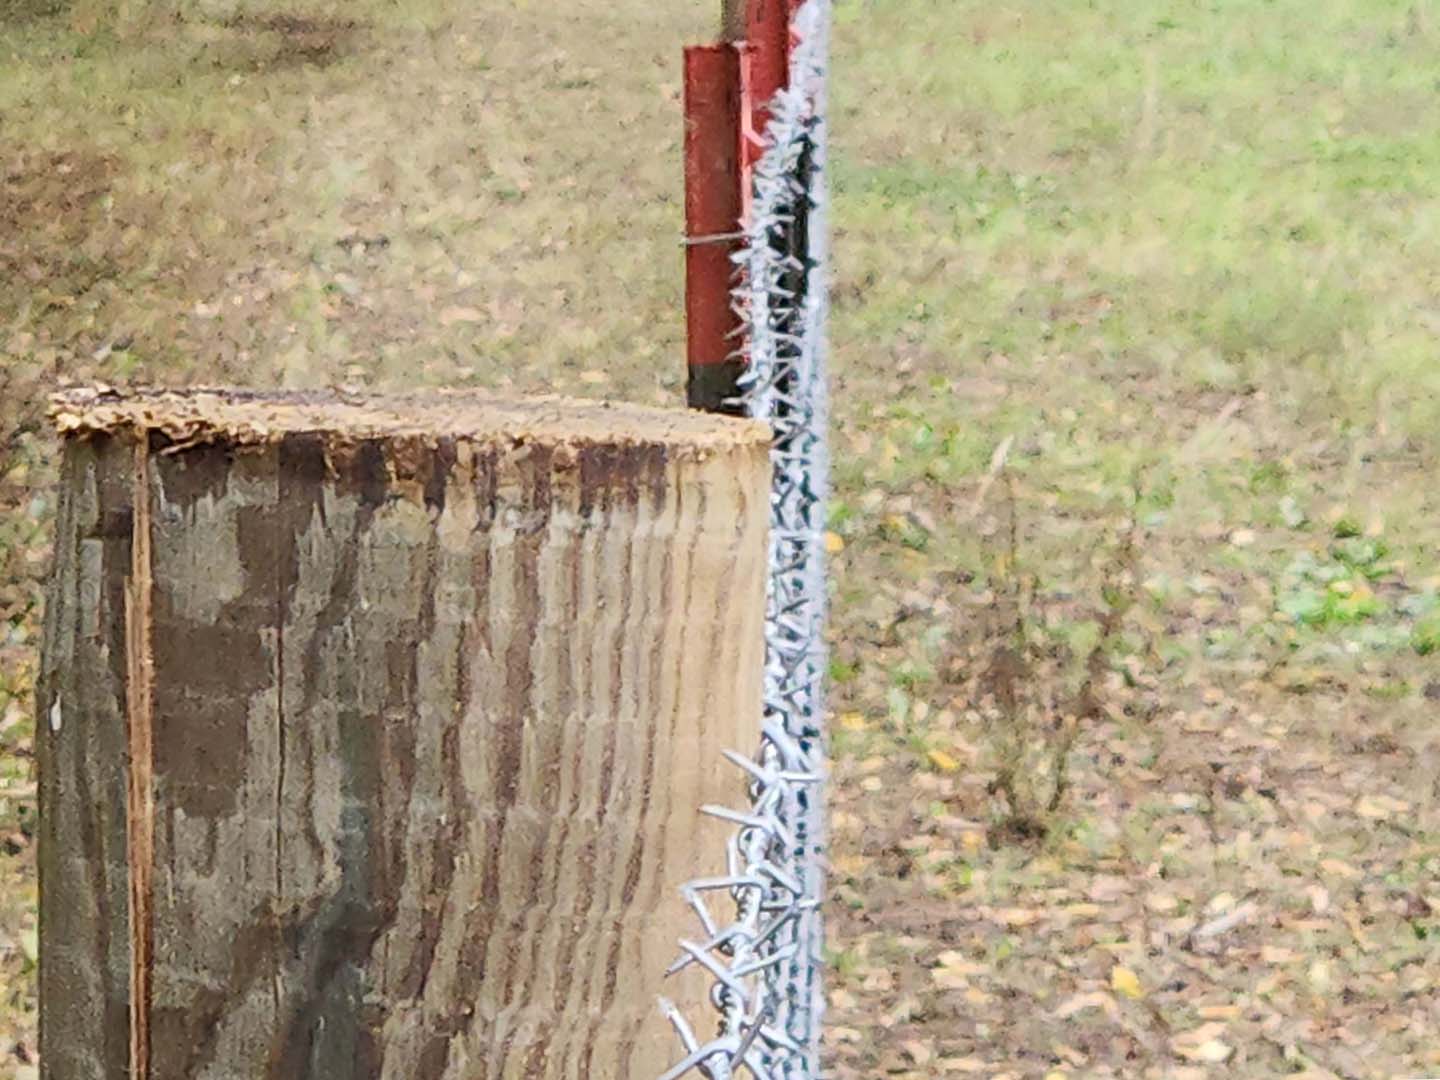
<box><xmin>664</xmin><ymin>1</ymin><xmax>832</xmax><ymax>1077</ymax></box>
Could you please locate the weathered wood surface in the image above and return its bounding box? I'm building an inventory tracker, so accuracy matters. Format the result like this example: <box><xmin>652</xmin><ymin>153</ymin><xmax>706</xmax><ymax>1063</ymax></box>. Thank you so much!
<box><xmin>39</xmin><ymin>388</ymin><xmax>772</xmax><ymax>1079</ymax></box>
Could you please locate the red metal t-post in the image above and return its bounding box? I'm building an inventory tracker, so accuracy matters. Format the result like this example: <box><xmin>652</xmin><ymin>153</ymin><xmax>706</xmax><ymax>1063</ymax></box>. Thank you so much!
<box><xmin>682</xmin><ymin>44</ymin><xmax>744</xmax><ymax>413</ymax></box>
<box><xmin>741</xmin><ymin>0</ymin><xmax>790</xmax><ymax>172</ymax></box>
<box><xmin>682</xmin><ymin>1</ymin><xmax>795</xmax><ymax>414</ymax></box>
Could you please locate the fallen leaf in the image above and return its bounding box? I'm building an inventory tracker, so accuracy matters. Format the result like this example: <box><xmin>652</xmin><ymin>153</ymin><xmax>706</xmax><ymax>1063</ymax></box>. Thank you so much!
<box><xmin>938</xmin><ymin>1059</ymin><xmax>993</xmax><ymax>1074</ymax></box>
<box><xmin>824</xmin><ymin>530</ymin><xmax>846</xmax><ymax>554</ymax></box>
<box><xmin>928</xmin><ymin>748</ymin><xmax>960</xmax><ymax>773</ymax></box>
<box><xmin>1355</xmin><ymin>794</ymin><xmax>1409</xmax><ymax>819</ymax></box>
<box><xmin>1197</xmin><ymin>1004</ymin><xmax>1242</xmax><ymax>1020</ymax></box>
<box><xmin>932</xmin><ymin>950</ymin><xmax>986</xmax><ymax>989</ymax></box>
<box><xmin>1205</xmin><ymin>892</ymin><xmax>1238</xmax><ymax>915</ymax></box>
<box><xmin>991</xmin><ymin>907</ymin><xmax>1040</xmax><ymax>928</ymax></box>
<box><xmin>1055</xmin><ymin>991</ymin><xmax>1114</xmax><ymax>1019</ymax></box>
<box><xmin>1191</xmin><ymin>900</ymin><xmax>1257</xmax><ymax>941</ymax></box>
<box><xmin>1111</xmin><ymin>965</ymin><xmax>1144</xmax><ymax>1000</ymax></box>
<box><xmin>1342</xmin><ymin>909</ymin><xmax>1376</xmax><ymax>951</ymax></box>
<box><xmin>1173</xmin><ymin>1022</ymin><xmax>1228</xmax><ymax>1045</ymax></box>
<box><xmin>1186</xmin><ymin>1040</ymin><xmax>1233</xmax><ymax>1063</ymax></box>
<box><xmin>1173</xmin><ymin>1024</ymin><xmax>1235</xmax><ymax>1063</ymax></box>
<box><xmin>439</xmin><ymin>305</ymin><xmax>485</xmax><ymax>326</ymax></box>
<box><xmin>901</xmin><ymin>1040</ymin><xmax>933</xmax><ymax>1066</ymax></box>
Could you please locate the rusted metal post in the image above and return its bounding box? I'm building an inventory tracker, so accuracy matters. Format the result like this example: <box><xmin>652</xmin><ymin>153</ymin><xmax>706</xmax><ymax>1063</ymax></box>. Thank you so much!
<box><xmin>685</xmin><ymin>0</ymin><xmax>797</xmax><ymax>417</ymax></box>
<box><xmin>682</xmin><ymin>45</ymin><xmax>745</xmax><ymax>414</ymax></box>
<box><xmin>741</xmin><ymin>0</ymin><xmax>791</xmax><ymax>173</ymax></box>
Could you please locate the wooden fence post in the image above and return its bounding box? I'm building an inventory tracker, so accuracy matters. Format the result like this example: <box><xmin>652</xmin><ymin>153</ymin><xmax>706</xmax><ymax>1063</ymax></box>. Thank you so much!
<box><xmin>38</xmin><ymin>387</ymin><xmax>772</xmax><ymax>1080</ymax></box>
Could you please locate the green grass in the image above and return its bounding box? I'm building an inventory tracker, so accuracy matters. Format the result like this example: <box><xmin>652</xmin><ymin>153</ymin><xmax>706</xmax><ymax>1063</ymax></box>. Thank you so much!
<box><xmin>835</xmin><ymin>0</ymin><xmax>1440</xmax><ymax>448</ymax></box>
<box><xmin>4</xmin><ymin>0</ymin><xmax>1440</xmax><ymax>1075</ymax></box>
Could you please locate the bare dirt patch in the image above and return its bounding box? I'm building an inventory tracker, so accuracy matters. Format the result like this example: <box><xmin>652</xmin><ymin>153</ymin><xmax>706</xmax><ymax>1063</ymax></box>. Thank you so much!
<box><xmin>216</xmin><ymin>11</ymin><xmax>364</xmax><ymax>70</ymax></box>
<box><xmin>0</xmin><ymin>0</ymin><xmax>66</xmax><ymax>25</ymax></box>
<box><xmin>0</xmin><ymin>148</ymin><xmax>119</xmax><ymax>299</ymax></box>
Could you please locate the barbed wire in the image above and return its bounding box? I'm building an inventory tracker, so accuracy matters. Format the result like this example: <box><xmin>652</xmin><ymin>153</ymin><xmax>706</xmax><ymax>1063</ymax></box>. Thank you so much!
<box><xmin>662</xmin><ymin>2</ymin><xmax>831</xmax><ymax>1077</ymax></box>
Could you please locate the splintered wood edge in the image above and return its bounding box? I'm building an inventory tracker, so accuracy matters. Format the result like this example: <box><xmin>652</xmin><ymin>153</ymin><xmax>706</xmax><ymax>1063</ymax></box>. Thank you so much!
<box><xmin>49</xmin><ymin>386</ymin><xmax>773</xmax><ymax>457</ymax></box>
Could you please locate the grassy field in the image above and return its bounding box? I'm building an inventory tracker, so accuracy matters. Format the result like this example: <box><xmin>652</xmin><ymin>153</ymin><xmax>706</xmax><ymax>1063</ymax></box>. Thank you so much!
<box><xmin>3</xmin><ymin>0</ymin><xmax>1439</xmax><ymax>1076</ymax></box>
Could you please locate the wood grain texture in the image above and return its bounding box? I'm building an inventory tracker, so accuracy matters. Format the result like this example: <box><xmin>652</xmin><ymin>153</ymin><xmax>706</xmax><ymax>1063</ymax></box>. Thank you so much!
<box><xmin>40</xmin><ymin>396</ymin><xmax>770</xmax><ymax>1080</ymax></box>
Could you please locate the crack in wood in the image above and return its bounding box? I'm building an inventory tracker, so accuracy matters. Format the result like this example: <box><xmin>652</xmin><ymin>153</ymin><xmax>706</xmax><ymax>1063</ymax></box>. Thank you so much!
<box><xmin>124</xmin><ymin>435</ymin><xmax>156</xmax><ymax>1080</ymax></box>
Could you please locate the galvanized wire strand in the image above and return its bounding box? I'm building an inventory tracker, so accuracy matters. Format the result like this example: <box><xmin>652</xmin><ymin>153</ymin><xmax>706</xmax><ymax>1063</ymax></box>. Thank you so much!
<box><xmin>663</xmin><ymin>1</ymin><xmax>831</xmax><ymax>1077</ymax></box>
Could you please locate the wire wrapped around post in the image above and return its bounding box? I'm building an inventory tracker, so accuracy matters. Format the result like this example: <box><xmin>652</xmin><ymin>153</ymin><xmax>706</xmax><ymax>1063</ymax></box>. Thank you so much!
<box><xmin>666</xmin><ymin>1</ymin><xmax>831</xmax><ymax>1077</ymax></box>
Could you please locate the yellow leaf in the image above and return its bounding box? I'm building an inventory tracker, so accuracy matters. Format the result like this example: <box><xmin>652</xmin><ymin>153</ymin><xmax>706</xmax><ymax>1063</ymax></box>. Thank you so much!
<box><xmin>1111</xmin><ymin>965</ymin><xmax>1143</xmax><ymax>1000</ymax></box>
<box><xmin>928</xmin><ymin>748</ymin><xmax>960</xmax><ymax>773</ymax></box>
<box><xmin>1197</xmin><ymin>1004</ymin><xmax>1242</xmax><ymax>1021</ymax></box>
<box><xmin>832</xmin><ymin>854</ymin><xmax>868</xmax><ymax>877</ymax></box>
<box><xmin>838</xmin><ymin>712</ymin><xmax>867</xmax><ymax>732</ymax></box>
<box><xmin>931</xmin><ymin>950</ymin><xmax>985</xmax><ymax>989</ymax></box>
<box><xmin>824</xmin><ymin>530</ymin><xmax>846</xmax><ymax>554</ymax></box>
